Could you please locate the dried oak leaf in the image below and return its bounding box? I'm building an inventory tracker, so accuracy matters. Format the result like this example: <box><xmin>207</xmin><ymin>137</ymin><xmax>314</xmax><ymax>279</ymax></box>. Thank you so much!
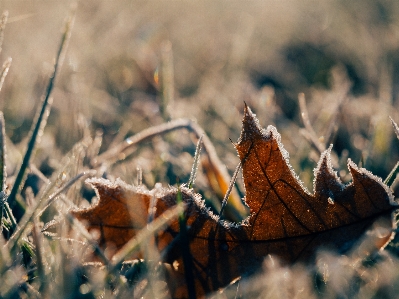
<box><xmin>71</xmin><ymin>105</ymin><xmax>398</xmax><ymax>298</ymax></box>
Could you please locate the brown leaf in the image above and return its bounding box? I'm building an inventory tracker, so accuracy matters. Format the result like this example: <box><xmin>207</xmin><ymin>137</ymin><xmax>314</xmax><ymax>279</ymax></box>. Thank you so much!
<box><xmin>71</xmin><ymin>105</ymin><xmax>398</xmax><ymax>298</ymax></box>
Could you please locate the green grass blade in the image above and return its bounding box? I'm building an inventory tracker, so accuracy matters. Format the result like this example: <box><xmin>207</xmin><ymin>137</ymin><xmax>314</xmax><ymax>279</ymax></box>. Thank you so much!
<box><xmin>7</xmin><ymin>14</ymin><xmax>74</xmax><ymax>215</ymax></box>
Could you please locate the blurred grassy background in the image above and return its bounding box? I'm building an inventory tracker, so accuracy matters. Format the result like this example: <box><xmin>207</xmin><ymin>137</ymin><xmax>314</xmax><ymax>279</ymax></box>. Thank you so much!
<box><xmin>2</xmin><ymin>2</ymin><xmax>399</xmax><ymax>298</ymax></box>
<box><xmin>1</xmin><ymin>0</ymin><xmax>399</xmax><ymax>200</ymax></box>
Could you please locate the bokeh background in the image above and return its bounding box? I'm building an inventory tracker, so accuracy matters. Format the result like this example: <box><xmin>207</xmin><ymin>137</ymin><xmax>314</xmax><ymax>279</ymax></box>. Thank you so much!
<box><xmin>1</xmin><ymin>0</ymin><xmax>399</xmax><ymax>201</ymax></box>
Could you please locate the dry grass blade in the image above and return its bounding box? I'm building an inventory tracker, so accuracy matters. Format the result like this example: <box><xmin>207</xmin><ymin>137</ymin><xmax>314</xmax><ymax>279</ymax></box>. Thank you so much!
<box><xmin>187</xmin><ymin>122</ymin><xmax>246</xmax><ymax>220</ymax></box>
<box><xmin>36</xmin><ymin>170</ymin><xmax>97</xmax><ymax>218</ymax></box>
<box><xmin>0</xmin><ymin>112</ymin><xmax>6</xmax><ymax>233</ymax></box>
<box><xmin>390</xmin><ymin>116</ymin><xmax>399</xmax><ymax>140</ymax></box>
<box><xmin>219</xmin><ymin>161</ymin><xmax>242</xmax><ymax>218</ymax></box>
<box><xmin>0</xmin><ymin>226</ymin><xmax>10</xmax><ymax>269</ymax></box>
<box><xmin>384</xmin><ymin>117</ymin><xmax>399</xmax><ymax>187</ymax></box>
<box><xmin>7</xmin><ymin>12</ymin><xmax>75</xmax><ymax>214</ymax></box>
<box><xmin>160</xmin><ymin>40</ymin><xmax>174</xmax><ymax>121</ymax></box>
<box><xmin>0</xmin><ymin>11</ymin><xmax>8</xmax><ymax>55</ymax></box>
<box><xmin>26</xmin><ymin>188</ymin><xmax>47</xmax><ymax>295</ymax></box>
<box><xmin>324</xmin><ymin>93</ymin><xmax>347</xmax><ymax>147</ymax></box>
<box><xmin>0</xmin><ymin>58</ymin><xmax>11</xmax><ymax>94</ymax></box>
<box><xmin>93</xmin><ymin>118</ymin><xmax>193</xmax><ymax>166</ymax></box>
<box><xmin>5</xmin><ymin>170</ymin><xmax>94</xmax><ymax>254</ymax></box>
<box><xmin>188</xmin><ymin>135</ymin><xmax>203</xmax><ymax>188</ymax></box>
<box><xmin>3</xmin><ymin>201</ymin><xmax>16</xmax><ymax>230</ymax></box>
<box><xmin>93</xmin><ymin>118</ymin><xmax>246</xmax><ymax>220</ymax></box>
<box><xmin>65</xmin><ymin>211</ymin><xmax>110</xmax><ymax>265</ymax></box>
<box><xmin>298</xmin><ymin>93</ymin><xmax>325</xmax><ymax>154</ymax></box>
<box><xmin>109</xmin><ymin>202</ymin><xmax>184</xmax><ymax>272</ymax></box>
<box><xmin>384</xmin><ymin>161</ymin><xmax>399</xmax><ymax>187</ymax></box>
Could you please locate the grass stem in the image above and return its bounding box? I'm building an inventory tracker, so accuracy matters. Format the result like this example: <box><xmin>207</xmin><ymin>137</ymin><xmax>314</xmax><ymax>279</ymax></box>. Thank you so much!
<box><xmin>7</xmin><ymin>13</ymin><xmax>74</xmax><ymax>217</ymax></box>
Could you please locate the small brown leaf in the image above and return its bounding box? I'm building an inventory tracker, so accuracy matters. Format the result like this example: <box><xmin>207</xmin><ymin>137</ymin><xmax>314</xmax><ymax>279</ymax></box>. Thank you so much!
<box><xmin>71</xmin><ymin>105</ymin><xmax>398</xmax><ymax>298</ymax></box>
